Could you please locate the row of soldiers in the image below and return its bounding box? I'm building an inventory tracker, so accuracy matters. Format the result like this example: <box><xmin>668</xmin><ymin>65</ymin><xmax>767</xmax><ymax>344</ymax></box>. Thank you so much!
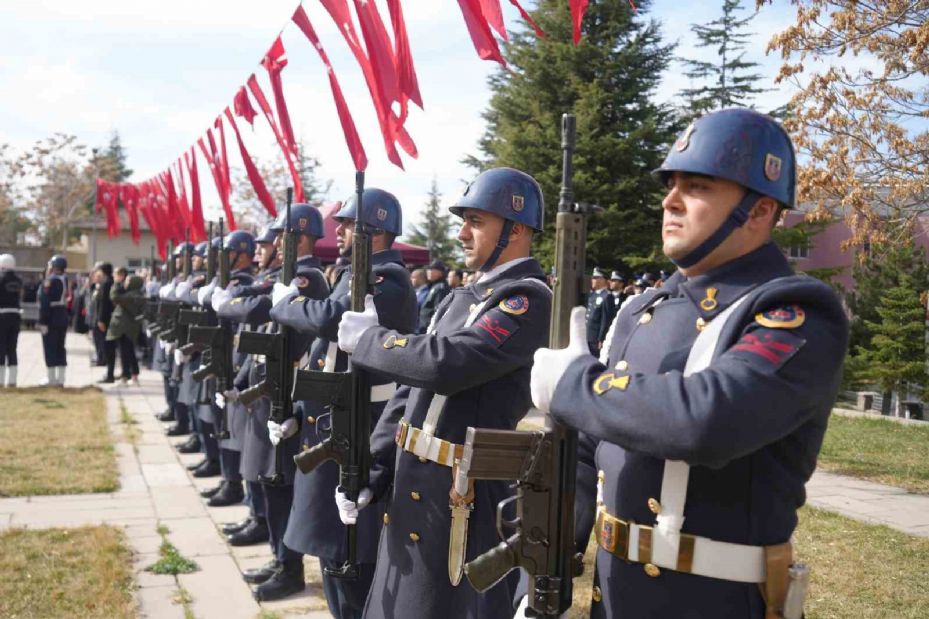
<box><xmin>143</xmin><ymin>108</ymin><xmax>846</xmax><ymax>619</ymax></box>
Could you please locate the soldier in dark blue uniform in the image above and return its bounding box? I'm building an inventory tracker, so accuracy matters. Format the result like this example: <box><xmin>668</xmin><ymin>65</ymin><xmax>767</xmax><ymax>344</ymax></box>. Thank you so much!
<box><xmin>216</xmin><ymin>205</ymin><xmax>330</xmax><ymax>602</ymax></box>
<box><xmin>0</xmin><ymin>254</ymin><xmax>23</xmax><ymax>388</ymax></box>
<box><xmin>586</xmin><ymin>267</ymin><xmax>614</xmax><ymax>355</ymax></box>
<box><xmin>608</xmin><ymin>271</ymin><xmax>626</xmax><ymax>314</ymax></box>
<box><xmin>336</xmin><ymin>168</ymin><xmax>552</xmax><ymax>619</ymax></box>
<box><xmin>268</xmin><ymin>188</ymin><xmax>417</xmax><ymax>619</ymax></box>
<box><xmin>38</xmin><ymin>254</ymin><xmax>70</xmax><ymax>386</ymax></box>
<box><xmin>530</xmin><ymin>108</ymin><xmax>848</xmax><ymax>619</ymax></box>
<box><xmin>164</xmin><ymin>242</ymin><xmax>197</xmax><ymax>440</ymax></box>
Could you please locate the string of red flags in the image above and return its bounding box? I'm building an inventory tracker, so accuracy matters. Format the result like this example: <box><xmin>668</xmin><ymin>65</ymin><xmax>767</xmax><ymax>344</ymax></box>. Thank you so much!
<box><xmin>95</xmin><ymin>1</ymin><xmax>612</xmax><ymax>260</ymax></box>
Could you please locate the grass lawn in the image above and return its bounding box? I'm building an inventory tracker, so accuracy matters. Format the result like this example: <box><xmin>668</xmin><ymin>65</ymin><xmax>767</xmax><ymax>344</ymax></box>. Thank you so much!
<box><xmin>567</xmin><ymin>506</ymin><xmax>929</xmax><ymax>618</ymax></box>
<box><xmin>0</xmin><ymin>525</ymin><xmax>136</xmax><ymax>619</ymax></box>
<box><xmin>818</xmin><ymin>413</ymin><xmax>929</xmax><ymax>493</ymax></box>
<box><xmin>0</xmin><ymin>386</ymin><xmax>118</xmax><ymax>496</ymax></box>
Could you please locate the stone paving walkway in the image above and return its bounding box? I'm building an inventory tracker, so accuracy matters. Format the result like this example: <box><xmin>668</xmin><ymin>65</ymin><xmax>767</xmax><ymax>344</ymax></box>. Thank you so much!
<box><xmin>2</xmin><ymin>330</ymin><xmax>929</xmax><ymax>619</ymax></box>
<box><xmin>1</xmin><ymin>330</ymin><xmax>329</xmax><ymax>618</ymax></box>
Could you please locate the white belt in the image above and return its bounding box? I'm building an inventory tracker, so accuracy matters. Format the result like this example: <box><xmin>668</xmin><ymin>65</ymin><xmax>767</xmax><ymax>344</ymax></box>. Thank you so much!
<box><xmin>370</xmin><ymin>382</ymin><xmax>396</xmax><ymax>403</ymax></box>
<box><xmin>396</xmin><ymin>420</ymin><xmax>461</xmax><ymax>468</ymax></box>
<box><xmin>0</xmin><ymin>308</ymin><xmax>22</xmax><ymax>314</ymax></box>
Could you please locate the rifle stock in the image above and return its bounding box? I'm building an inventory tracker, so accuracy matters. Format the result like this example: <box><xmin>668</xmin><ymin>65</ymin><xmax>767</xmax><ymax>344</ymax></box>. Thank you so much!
<box><xmin>291</xmin><ymin>369</ymin><xmax>351</xmax><ymax>474</ymax></box>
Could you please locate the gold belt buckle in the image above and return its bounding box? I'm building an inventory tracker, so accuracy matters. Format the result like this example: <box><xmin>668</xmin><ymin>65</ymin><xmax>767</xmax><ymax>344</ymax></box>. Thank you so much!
<box><xmin>395</xmin><ymin>420</ymin><xmax>409</xmax><ymax>448</ymax></box>
<box><xmin>597</xmin><ymin>510</ymin><xmax>629</xmax><ymax>560</ymax></box>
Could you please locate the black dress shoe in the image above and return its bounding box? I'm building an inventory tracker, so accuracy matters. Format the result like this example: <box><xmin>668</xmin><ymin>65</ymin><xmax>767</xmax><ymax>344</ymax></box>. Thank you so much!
<box><xmin>200</xmin><ymin>483</ymin><xmax>223</xmax><ymax>499</ymax></box>
<box><xmin>192</xmin><ymin>459</ymin><xmax>221</xmax><ymax>478</ymax></box>
<box><xmin>97</xmin><ymin>376</ymin><xmax>116</xmax><ymax>384</ymax></box>
<box><xmin>187</xmin><ymin>457</ymin><xmax>208</xmax><ymax>471</ymax></box>
<box><xmin>176</xmin><ymin>435</ymin><xmax>201</xmax><ymax>454</ymax></box>
<box><xmin>165</xmin><ymin>424</ymin><xmax>191</xmax><ymax>437</ymax></box>
<box><xmin>243</xmin><ymin>559</ymin><xmax>281</xmax><ymax>584</ymax></box>
<box><xmin>227</xmin><ymin>518</ymin><xmax>269</xmax><ymax>546</ymax></box>
<box><xmin>252</xmin><ymin>560</ymin><xmax>305</xmax><ymax>601</ymax></box>
<box><xmin>221</xmin><ymin>517</ymin><xmax>253</xmax><ymax>535</ymax></box>
<box><xmin>156</xmin><ymin>409</ymin><xmax>175</xmax><ymax>422</ymax></box>
<box><xmin>208</xmin><ymin>481</ymin><xmax>245</xmax><ymax>507</ymax></box>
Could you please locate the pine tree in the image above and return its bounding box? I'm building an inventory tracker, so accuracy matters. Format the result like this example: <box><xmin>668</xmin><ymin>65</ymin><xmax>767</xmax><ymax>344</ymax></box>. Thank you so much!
<box><xmin>405</xmin><ymin>178</ymin><xmax>458</xmax><ymax>265</ymax></box>
<box><xmin>679</xmin><ymin>0</ymin><xmax>767</xmax><ymax>115</ymax></box>
<box><xmin>466</xmin><ymin>0</ymin><xmax>679</xmax><ymax>271</ymax></box>
<box><xmin>855</xmin><ymin>273</ymin><xmax>929</xmax><ymax>406</ymax></box>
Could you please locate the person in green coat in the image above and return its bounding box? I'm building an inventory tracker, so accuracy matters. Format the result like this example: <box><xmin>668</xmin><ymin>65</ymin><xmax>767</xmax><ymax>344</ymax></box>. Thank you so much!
<box><xmin>107</xmin><ymin>267</ymin><xmax>145</xmax><ymax>384</ymax></box>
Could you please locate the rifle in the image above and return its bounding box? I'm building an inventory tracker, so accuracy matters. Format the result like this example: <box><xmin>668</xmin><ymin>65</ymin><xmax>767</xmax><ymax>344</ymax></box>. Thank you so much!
<box><xmin>157</xmin><ymin>241</ymin><xmax>180</xmax><ymax>343</ymax></box>
<box><xmin>174</xmin><ymin>230</ymin><xmax>195</xmax><ymax>348</ymax></box>
<box><xmin>178</xmin><ymin>222</ymin><xmax>214</xmax><ymax>355</ymax></box>
<box><xmin>237</xmin><ymin>190</ymin><xmax>297</xmax><ymax>486</ymax></box>
<box><xmin>144</xmin><ymin>246</ymin><xmax>162</xmax><ymax>331</ymax></box>
<box><xmin>458</xmin><ymin>114</ymin><xmax>593</xmax><ymax>616</ymax></box>
<box><xmin>291</xmin><ymin>171</ymin><xmax>372</xmax><ymax>580</ymax></box>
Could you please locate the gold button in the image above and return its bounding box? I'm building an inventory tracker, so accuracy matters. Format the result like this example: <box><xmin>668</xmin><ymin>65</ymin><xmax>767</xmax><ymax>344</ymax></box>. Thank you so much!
<box><xmin>409</xmin><ymin>532</ymin><xmax>420</xmax><ymax>542</ymax></box>
<box><xmin>383</xmin><ymin>513</ymin><xmax>390</xmax><ymax>525</ymax></box>
<box><xmin>695</xmin><ymin>317</ymin><xmax>707</xmax><ymax>332</ymax></box>
<box><xmin>615</xmin><ymin>360</ymin><xmax>628</xmax><ymax>371</ymax></box>
<box><xmin>644</xmin><ymin>563</ymin><xmax>660</xmax><ymax>577</ymax></box>
<box><xmin>306</xmin><ymin>416</ymin><xmax>316</xmax><ymax>425</ymax></box>
<box><xmin>638</xmin><ymin>312</ymin><xmax>653</xmax><ymax>325</ymax></box>
<box><xmin>592</xmin><ymin>585</ymin><xmax>602</xmax><ymax>603</ymax></box>
<box><xmin>647</xmin><ymin>498</ymin><xmax>661</xmax><ymax>514</ymax></box>
<box><xmin>469</xmin><ymin>304</ymin><xmax>476</xmax><ymax>312</ymax></box>
<box><xmin>410</xmin><ymin>491</ymin><xmax>421</xmax><ymax>501</ymax></box>
<box><xmin>419</xmin><ymin>457</ymin><xmax>428</xmax><ymax>463</ymax></box>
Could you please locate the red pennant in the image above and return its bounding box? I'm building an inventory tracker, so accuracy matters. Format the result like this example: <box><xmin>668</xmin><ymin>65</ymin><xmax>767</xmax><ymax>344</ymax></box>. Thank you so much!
<box><xmin>173</xmin><ymin>160</ymin><xmax>194</xmax><ymax>232</ymax></box>
<box><xmin>457</xmin><ymin>0</ymin><xmax>506</xmax><ymax>65</ymax></box>
<box><xmin>247</xmin><ymin>74</ymin><xmax>304</xmax><ymax>201</ymax></box>
<box><xmin>184</xmin><ymin>149</ymin><xmax>206</xmax><ymax>242</ymax></box>
<box><xmin>198</xmin><ymin>130</ymin><xmax>237</xmax><ymax>231</ymax></box>
<box><xmin>233</xmin><ymin>86</ymin><xmax>258</xmax><ymax>127</ymax></box>
<box><xmin>508</xmin><ymin>0</ymin><xmax>546</xmax><ymax>38</ymax></box>
<box><xmin>225</xmin><ymin>106</ymin><xmax>277</xmax><ymax>217</ymax></box>
<box><xmin>118</xmin><ymin>184</ymin><xmax>141</xmax><ymax>243</ymax></box>
<box><xmin>292</xmin><ymin>6</ymin><xmax>368</xmax><ymax>171</ymax></box>
<box><xmin>569</xmin><ymin>0</ymin><xmax>588</xmax><ymax>45</ymax></box>
<box><xmin>95</xmin><ymin>179</ymin><xmax>121</xmax><ymax>238</ymax></box>
<box><xmin>386</xmin><ymin>0</ymin><xmax>423</xmax><ymax>110</ymax></box>
<box><xmin>261</xmin><ymin>37</ymin><xmax>298</xmax><ymax>158</ymax></box>
<box><xmin>478</xmin><ymin>0</ymin><xmax>507</xmax><ymax>40</ymax></box>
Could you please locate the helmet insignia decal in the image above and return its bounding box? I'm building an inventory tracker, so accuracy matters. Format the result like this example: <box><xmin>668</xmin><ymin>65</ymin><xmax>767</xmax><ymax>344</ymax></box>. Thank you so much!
<box><xmin>377</xmin><ymin>208</ymin><xmax>387</xmax><ymax>221</ymax></box>
<box><xmin>512</xmin><ymin>195</ymin><xmax>525</xmax><ymax>212</ymax></box>
<box><xmin>298</xmin><ymin>217</ymin><xmax>308</xmax><ymax>230</ymax></box>
<box><xmin>764</xmin><ymin>154</ymin><xmax>782</xmax><ymax>181</ymax></box>
<box><xmin>239</xmin><ymin>241</ymin><xmax>247</xmax><ymax>250</ymax></box>
<box><xmin>676</xmin><ymin>123</ymin><xmax>695</xmax><ymax>152</ymax></box>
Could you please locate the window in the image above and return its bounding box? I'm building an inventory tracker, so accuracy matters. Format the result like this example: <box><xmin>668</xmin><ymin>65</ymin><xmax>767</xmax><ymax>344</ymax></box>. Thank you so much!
<box><xmin>788</xmin><ymin>243</ymin><xmax>809</xmax><ymax>259</ymax></box>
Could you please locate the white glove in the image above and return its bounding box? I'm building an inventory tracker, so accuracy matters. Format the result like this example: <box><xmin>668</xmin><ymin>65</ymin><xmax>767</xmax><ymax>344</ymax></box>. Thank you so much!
<box><xmin>271</xmin><ymin>282</ymin><xmax>299</xmax><ymax>308</ymax></box>
<box><xmin>197</xmin><ymin>281</ymin><xmax>217</xmax><ymax>306</ymax></box>
<box><xmin>173</xmin><ymin>348</ymin><xmax>189</xmax><ymax>365</ymax></box>
<box><xmin>39</xmin><ymin>324</ymin><xmax>48</xmax><ymax>335</ymax></box>
<box><xmin>145</xmin><ymin>327</ymin><xmax>153</xmax><ymax>338</ymax></box>
<box><xmin>514</xmin><ymin>595</ymin><xmax>567</xmax><ymax>619</ymax></box>
<box><xmin>214</xmin><ymin>391</ymin><xmax>226</xmax><ymax>408</ymax></box>
<box><xmin>267</xmin><ymin>418</ymin><xmax>298</xmax><ymax>446</ymax></box>
<box><xmin>159</xmin><ymin>282</ymin><xmax>176</xmax><ymax>299</ymax></box>
<box><xmin>337</xmin><ymin>294</ymin><xmax>379</xmax><ymax>354</ymax></box>
<box><xmin>335</xmin><ymin>486</ymin><xmax>373</xmax><ymax>525</ymax></box>
<box><xmin>175</xmin><ymin>281</ymin><xmax>192</xmax><ymax>299</ymax></box>
<box><xmin>211</xmin><ymin>288</ymin><xmax>232</xmax><ymax>312</ymax></box>
<box><xmin>530</xmin><ymin>306</ymin><xmax>590</xmax><ymax>414</ymax></box>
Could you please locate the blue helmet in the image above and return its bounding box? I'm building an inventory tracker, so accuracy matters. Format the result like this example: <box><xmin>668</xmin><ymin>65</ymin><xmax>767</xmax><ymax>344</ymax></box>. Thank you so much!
<box><xmin>172</xmin><ymin>242</ymin><xmax>194</xmax><ymax>258</ymax></box>
<box><xmin>334</xmin><ymin>188</ymin><xmax>403</xmax><ymax>236</ymax></box>
<box><xmin>652</xmin><ymin>108</ymin><xmax>796</xmax><ymax>209</ymax></box>
<box><xmin>223</xmin><ymin>230</ymin><xmax>256</xmax><ymax>261</ymax></box>
<box><xmin>255</xmin><ymin>225</ymin><xmax>277</xmax><ymax>244</ymax></box>
<box><xmin>449</xmin><ymin>167</ymin><xmax>544</xmax><ymax>232</ymax></box>
<box><xmin>193</xmin><ymin>241</ymin><xmax>208</xmax><ymax>257</ymax></box>
<box><xmin>269</xmin><ymin>203</ymin><xmax>325</xmax><ymax>238</ymax></box>
<box><xmin>48</xmin><ymin>254</ymin><xmax>67</xmax><ymax>271</ymax></box>
<box><xmin>210</xmin><ymin>236</ymin><xmax>223</xmax><ymax>250</ymax></box>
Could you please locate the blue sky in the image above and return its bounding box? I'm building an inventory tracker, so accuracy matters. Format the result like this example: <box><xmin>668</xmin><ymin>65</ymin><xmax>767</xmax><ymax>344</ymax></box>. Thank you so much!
<box><xmin>0</xmin><ymin>0</ymin><xmax>798</xmax><ymax>237</ymax></box>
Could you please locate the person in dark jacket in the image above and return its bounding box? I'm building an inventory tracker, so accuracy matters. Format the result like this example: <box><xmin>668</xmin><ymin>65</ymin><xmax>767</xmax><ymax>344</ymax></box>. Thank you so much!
<box><xmin>108</xmin><ymin>267</ymin><xmax>145</xmax><ymax>384</ymax></box>
<box><xmin>92</xmin><ymin>261</ymin><xmax>116</xmax><ymax>382</ymax></box>
<box><xmin>417</xmin><ymin>259</ymin><xmax>450</xmax><ymax>334</ymax></box>
<box><xmin>0</xmin><ymin>254</ymin><xmax>23</xmax><ymax>387</ymax></box>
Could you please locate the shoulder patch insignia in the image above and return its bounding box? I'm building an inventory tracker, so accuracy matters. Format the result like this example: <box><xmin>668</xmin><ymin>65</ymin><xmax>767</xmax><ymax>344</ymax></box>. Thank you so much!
<box><xmin>383</xmin><ymin>334</ymin><xmax>408</xmax><ymax>349</ymax></box>
<box><xmin>289</xmin><ymin>295</ymin><xmax>306</xmax><ymax>305</ymax></box>
<box><xmin>293</xmin><ymin>276</ymin><xmax>309</xmax><ymax>289</ymax></box>
<box><xmin>594</xmin><ymin>373</ymin><xmax>630</xmax><ymax>395</ymax></box>
<box><xmin>230</xmin><ymin>297</ymin><xmax>243</xmax><ymax>305</ymax></box>
<box><xmin>755</xmin><ymin>305</ymin><xmax>805</xmax><ymax>329</ymax></box>
<box><xmin>499</xmin><ymin>294</ymin><xmax>529</xmax><ymax>315</ymax></box>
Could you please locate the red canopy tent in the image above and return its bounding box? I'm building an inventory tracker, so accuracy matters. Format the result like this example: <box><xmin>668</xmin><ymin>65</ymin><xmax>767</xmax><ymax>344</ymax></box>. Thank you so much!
<box><xmin>314</xmin><ymin>202</ymin><xmax>431</xmax><ymax>265</ymax></box>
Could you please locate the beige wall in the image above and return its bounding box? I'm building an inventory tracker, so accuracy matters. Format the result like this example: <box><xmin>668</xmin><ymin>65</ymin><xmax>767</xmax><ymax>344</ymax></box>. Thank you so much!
<box><xmin>78</xmin><ymin>231</ymin><xmax>160</xmax><ymax>270</ymax></box>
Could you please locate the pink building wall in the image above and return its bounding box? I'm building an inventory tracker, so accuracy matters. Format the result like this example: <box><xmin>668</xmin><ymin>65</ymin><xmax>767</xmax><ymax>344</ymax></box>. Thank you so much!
<box><xmin>781</xmin><ymin>212</ymin><xmax>929</xmax><ymax>292</ymax></box>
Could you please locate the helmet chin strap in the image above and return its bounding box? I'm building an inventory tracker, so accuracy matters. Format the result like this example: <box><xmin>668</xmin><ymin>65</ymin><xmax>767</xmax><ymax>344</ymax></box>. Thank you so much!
<box><xmin>671</xmin><ymin>191</ymin><xmax>761</xmax><ymax>269</ymax></box>
<box><xmin>480</xmin><ymin>219</ymin><xmax>515</xmax><ymax>272</ymax></box>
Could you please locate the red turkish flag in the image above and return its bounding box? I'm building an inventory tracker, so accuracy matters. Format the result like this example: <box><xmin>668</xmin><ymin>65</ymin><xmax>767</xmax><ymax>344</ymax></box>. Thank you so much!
<box><xmin>569</xmin><ymin>0</ymin><xmax>588</xmax><ymax>45</ymax></box>
<box><xmin>184</xmin><ymin>148</ymin><xmax>206</xmax><ymax>242</ymax></box>
<box><xmin>478</xmin><ymin>0</ymin><xmax>506</xmax><ymax>40</ymax></box>
<box><xmin>225</xmin><ymin>106</ymin><xmax>277</xmax><ymax>217</ymax></box>
<box><xmin>292</xmin><ymin>5</ymin><xmax>368</xmax><ymax>172</ymax></box>
<box><xmin>198</xmin><ymin>130</ymin><xmax>237</xmax><ymax>230</ymax></box>
<box><xmin>95</xmin><ymin>178</ymin><xmax>121</xmax><ymax>238</ymax></box>
<box><xmin>247</xmin><ymin>74</ymin><xmax>304</xmax><ymax>201</ymax></box>
<box><xmin>233</xmin><ymin>86</ymin><xmax>258</xmax><ymax>127</ymax></box>
<box><xmin>386</xmin><ymin>0</ymin><xmax>423</xmax><ymax>110</ymax></box>
<box><xmin>261</xmin><ymin>37</ymin><xmax>298</xmax><ymax>158</ymax></box>
<box><xmin>508</xmin><ymin>0</ymin><xmax>545</xmax><ymax>38</ymax></box>
<box><xmin>457</xmin><ymin>0</ymin><xmax>506</xmax><ymax>65</ymax></box>
<box><xmin>172</xmin><ymin>160</ymin><xmax>194</xmax><ymax>231</ymax></box>
<box><xmin>118</xmin><ymin>183</ymin><xmax>141</xmax><ymax>243</ymax></box>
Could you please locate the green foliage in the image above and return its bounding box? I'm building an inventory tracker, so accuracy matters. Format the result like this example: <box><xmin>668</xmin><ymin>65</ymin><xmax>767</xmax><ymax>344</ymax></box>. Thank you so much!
<box><xmin>678</xmin><ymin>0</ymin><xmax>767</xmax><ymax>116</ymax></box>
<box><xmin>405</xmin><ymin>178</ymin><xmax>459</xmax><ymax>265</ymax></box>
<box><xmin>146</xmin><ymin>539</ymin><xmax>197</xmax><ymax>575</ymax></box>
<box><xmin>466</xmin><ymin>0</ymin><xmax>679</xmax><ymax>271</ymax></box>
